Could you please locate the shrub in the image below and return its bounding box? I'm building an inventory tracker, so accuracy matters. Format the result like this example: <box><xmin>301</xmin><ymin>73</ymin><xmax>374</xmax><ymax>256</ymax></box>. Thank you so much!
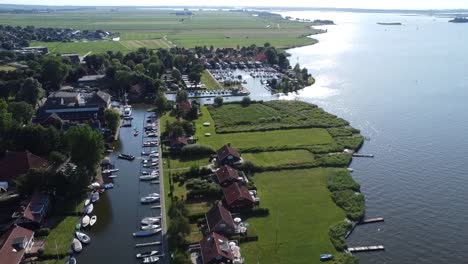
<box><xmin>241</xmin><ymin>207</ymin><xmax>270</xmax><ymax>218</ymax></box>
<box><xmin>329</xmin><ymin>221</ymin><xmax>352</xmax><ymax>251</ymax></box>
<box><xmin>180</xmin><ymin>144</ymin><xmax>215</xmax><ymax>159</ymax></box>
<box><xmin>316</xmin><ymin>153</ymin><xmax>352</xmax><ymax>167</ymax></box>
<box><xmin>214</xmin><ymin>96</ymin><xmax>223</xmax><ymax>107</ymax></box>
<box><xmin>35</xmin><ymin>228</ymin><xmax>50</xmax><ymax>237</ymax></box>
<box><xmin>331</xmin><ymin>190</ymin><xmax>365</xmax><ymax>221</ymax></box>
<box><xmin>241</xmin><ymin>96</ymin><xmax>251</xmax><ymax>107</ymax></box>
<box><xmin>327</xmin><ymin>170</ymin><xmax>360</xmax><ymax>192</ymax></box>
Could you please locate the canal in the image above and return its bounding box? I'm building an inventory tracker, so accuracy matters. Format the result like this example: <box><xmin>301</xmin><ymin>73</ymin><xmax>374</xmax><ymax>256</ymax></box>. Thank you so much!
<box><xmin>78</xmin><ymin>106</ymin><xmax>167</xmax><ymax>264</ymax></box>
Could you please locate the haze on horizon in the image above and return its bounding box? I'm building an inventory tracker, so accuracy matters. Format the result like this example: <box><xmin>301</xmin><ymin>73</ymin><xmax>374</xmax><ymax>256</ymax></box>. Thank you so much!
<box><xmin>4</xmin><ymin>0</ymin><xmax>468</xmax><ymax>10</ymax></box>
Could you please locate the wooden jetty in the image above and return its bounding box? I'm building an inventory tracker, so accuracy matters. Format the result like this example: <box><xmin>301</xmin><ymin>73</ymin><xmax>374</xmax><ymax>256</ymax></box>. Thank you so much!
<box><xmin>150</xmin><ymin>180</ymin><xmax>160</xmax><ymax>184</ymax></box>
<box><xmin>151</xmin><ymin>205</ymin><xmax>161</xmax><ymax>209</ymax></box>
<box><xmin>359</xmin><ymin>217</ymin><xmax>384</xmax><ymax>225</ymax></box>
<box><xmin>349</xmin><ymin>245</ymin><xmax>385</xmax><ymax>253</ymax></box>
<box><xmin>135</xmin><ymin>241</ymin><xmax>161</xmax><ymax>247</ymax></box>
<box><xmin>352</xmin><ymin>153</ymin><xmax>374</xmax><ymax>158</ymax></box>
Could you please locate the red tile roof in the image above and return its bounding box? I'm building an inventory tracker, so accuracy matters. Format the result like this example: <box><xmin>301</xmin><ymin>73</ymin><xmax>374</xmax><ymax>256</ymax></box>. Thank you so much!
<box><xmin>223</xmin><ymin>182</ymin><xmax>254</xmax><ymax>207</ymax></box>
<box><xmin>205</xmin><ymin>202</ymin><xmax>235</xmax><ymax>232</ymax></box>
<box><xmin>217</xmin><ymin>144</ymin><xmax>240</xmax><ymax>162</ymax></box>
<box><xmin>215</xmin><ymin>165</ymin><xmax>240</xmax><ymax>185</ymax></box>
<box><xmin>200</xmin><ymin>232</ymin><xmax>234</xmax><ymax>264</ymax></box>
<box><xmin>169</xmin><ymin>137</ymin><xmax>188</xmax><ymax>147</ymax></box>
<box><xmin>23</xmin><ymin>192</ymin><xmax>49</xmax><ymax>223</ymax></box>
<box><xmin>178</xmin><ymin>100</ymin><xmax>192</xmax><ymax>113</ymax></box>
<box><xmin>0</xmin><ymin>151</ymin><xmax>49</xmax><ymax>184</ymax></box>
<box><xmin>0</xmin><ymin>226</ymin><xmax>34</xmax><ymax>264</ymax></box>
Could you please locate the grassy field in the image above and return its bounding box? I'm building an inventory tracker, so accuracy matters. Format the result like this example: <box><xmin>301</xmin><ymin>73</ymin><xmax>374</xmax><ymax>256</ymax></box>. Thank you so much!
<box><xmin>208</xmin><ymin>101</ymin><xmax>349</xmax><ymax>133</ymax></box>
<box><xmin>31</xmin><ymin>40</ymin><xmax>127</xmax><ymax>55</ymax></box>
<box><xmin>195</xmin><ymin>106</ymin><xmax>334</xmax><ymax>150</ymax></box>
<box><xmin>2</xmin><ymin>10</ymin><xmax>321</xmax><ymax>53</ymax></box>
<box><xmin>242</xmin><ymin>150</ymin><xmax>316</xmax><ymax>167</ymax></box>
<box><xmin>242</xmin><ymin>168</ymin><xmax>346</xmax><ymax>264</ymax></box>
<box><xmin>201</xmin><ymin>70</ymin><xmax>222</xmax><ymax>90</ymax></box>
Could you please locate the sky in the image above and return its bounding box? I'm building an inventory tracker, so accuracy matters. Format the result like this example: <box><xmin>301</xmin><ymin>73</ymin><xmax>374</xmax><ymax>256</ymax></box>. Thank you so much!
<box><xmin>4</xmin><ymin>0</ymin><xmax>468</xmax><ymax>10</ymax></box>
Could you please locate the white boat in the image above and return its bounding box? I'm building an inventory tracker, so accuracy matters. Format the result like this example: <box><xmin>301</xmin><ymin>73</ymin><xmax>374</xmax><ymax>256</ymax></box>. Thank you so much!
<box><xmin>143</xmin><ymin>256</ymin><xmax>159</xmax><ymax>263</ymax></box>
<box><xmin>75</xmin><ymin>231</ymin><xmax>91</xmax><ymax>244</ymax></box>
<box><xmin>143</xmin><ymin>163</ymin><xmax>158</xmax><ymax>168</ymax></box>
<box><xmin>141</xmin><ymin>224</ymin><xmax>160</xmax><ymax>230</ymax></box>
<box><xmin>83</xmin><ymin>204</ymin><xmax>93</xmax><ymax>214</ymax></box>
<box><xmin>104</xmin><ymin>183</ymin><xmax>114</xmax><ymax>189</ymax></box>
<box><xmin>71</xmin><ymin>238</ymin><xmax>82</xmax><ymax>253</ymax></box>
<box><xmin>81</xmin><ymin>215</ymin><xmax>90</xmax><ymax>227</ymax></box>
<box><xmin>141</xmin><ymin>170</ymin><xmax>157</xmax><ymax>175</ymax></box>
<box><xmin>84</xmin><ymin>199</ymin><xmax>90</xmax><ymax>207</ymax></box>
<box><xmin>141</xmin><ymin>217</ymin><xmax>160</xmax><ymax>225</ymax></box>
<box><xmin>123</xmin><ymin>105</ymin><xmax>132</xmax><ymax>117</ymax></box>
<box><xmin>147</xmin><ymin>193</ymin><xmax>159</xmax><ymax>197</ymax></box>
<box><xmin>89</xmin><ymin>215</ymin><xmax>97</xmax><ymax>226</ymax></box>
<box><xmin>65</xmin><ymin>256</ymin><xmax>77</xmax><ymax>264</ymax></box>
<box><xmin>140</xmin><ymin>196</ymin><xmax>160</xmax><ymax>204</ymax></box>
<box><xmin>139</xmin><ymin>175</ymin><xmax>158</xmax><ymax>181</ymax></box>
<box><xmin>109</xmin><ymin>168</ymin><xmax>119</xmax><ymax>173</ymax></box>
<box><xmin>136</xmin><ymin>250</ymin><xmax>158</xmax><ymax>258</ymax></box>
<box><xmin>89</xmin><ymin>182</ymin><xmax>100</xmax><ymax>188</ymax></box>
<box><xmin>108</xmin><ymin>174</ymin><xmax>118</xmax><ymax>178</ymax></box>
<box><xmin>91</xmin><ymin>192</ymin><xmax>100</xmax><ymax>203</ymax></box>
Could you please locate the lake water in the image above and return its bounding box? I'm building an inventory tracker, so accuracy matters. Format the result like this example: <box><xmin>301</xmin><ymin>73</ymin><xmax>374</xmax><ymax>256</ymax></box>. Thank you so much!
<box><xmin>278</xmin><ymin>11</ymin><xmax>468</xmax><ymax>264</ymax></box>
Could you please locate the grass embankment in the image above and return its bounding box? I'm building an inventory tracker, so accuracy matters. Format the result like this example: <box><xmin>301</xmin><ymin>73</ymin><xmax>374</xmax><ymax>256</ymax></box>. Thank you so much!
<box><xmin>241</xmin><ymin>168</ymin><xmax>346</xmax><ymax>264</ymax></box>
<box><xmin>2</xmin><ymin>10</ymin><xmax>321</xmax><ymax>53</ymax></box>
<box><xmin>242</xmin><ymin>150</ymin><xmax>315</xmax><ymax>167</ymax></box>
<box><xmin>200</xmin><ymin>70</ymin><xmax>223</xmax><ymax>90</ymax></box>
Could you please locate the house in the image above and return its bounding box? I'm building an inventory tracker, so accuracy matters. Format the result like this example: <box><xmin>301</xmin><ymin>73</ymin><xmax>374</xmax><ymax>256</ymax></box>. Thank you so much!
<box><xmin>217</xmin><ymin>144</ymin><xmax>241</xmax><ymax>166</ymax></box>
<box><xmin>0</xmin><ymin>151</ymin><xmax>49</xmax><ymax>191</ymax></box>
<box><xmin>16</xmin><ymin>192</ymin><xmax>50</xmax><ymax>229</ymax></box>
<box><xmin>35</xmin><ymin>90</ymin><xmax>111</xmax><ymax>125</ymax></box>
<box><xmin>199</xmin><ymin>232</ymin><xmax>234</xmax><ymax>264</ymax></box>
<box><xmin>0</xmin><ymin>226</ymin><xmax>35</xmax><ymax>264</ymax></box>
<box><xmin>215</xmin><ymin>165</ymin><xmax>240</xmax><ymax>187</ymax></box>
<box><xmin>20</xmin><ymin>46</ymin><xmax>48</xmax><ymax>55</ymax></box>
<box><xmin>205</xmin><ymin>202</ymin><xmax>235</xmax><ymax>236</ymax></box>
<box><xmin>39</xmin><ymin>112</ymin><xmax>63</xmax><ymax>128</ymax></box>
<box><xmin>77</xmin><ymin>74</ymin><xmax>104</xmax><ymax>87</ymax></box>
<box><xmin>223</xmin><ymin>182</ymin><xmax>254</xmax><ymax>210</ymax></box>
<box><xmin>169</xmin><ymin>137</ymin><xmax>188</xmax><ymax>151</ymax></box>
<box><xmin>61</xmin><ymin>53</ymin><xmax>80</xmax><ymax>64</ymax></box>
<box><xmin>177</xmin><ymin>100</ymin><xmax>192</xmax><ymax>114</ymax></box>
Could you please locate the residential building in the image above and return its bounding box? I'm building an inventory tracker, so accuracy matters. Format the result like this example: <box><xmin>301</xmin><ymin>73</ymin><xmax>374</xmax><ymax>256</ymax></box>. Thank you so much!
<box><xmin>222</xmin><ymin>182</ymin><xmax>254</xmax><ymax>210</ymax></box>
<box><xmin>215</xmin><ymin>165</ymin><xmax>240</xmax><ymax>187</ymax></box>
<box><xmin>169</xmin><ymin>137</ymin><xmax>188</xmax><ymax>151</ymax></box>
<box><xmin>61</xmin><ymin>53</ymin><xmax>80</xmax><ymax>63</ymax></box>
<box><xmin>77</xmin><ymin>74</ymin><xmax>104</xmax><ymax>87</ymax></box>
<box><xmin>205</xmin><ymin>202</ymin><xmax>235</xmax><ymax>236</ymax></box>
<box><xmin>0</xmin><ymin>226</ymin><xmax>35</xmax><ymax>264</ymax></box>
<box><xmin>217</xmin><ymin>144</ymin><xmax>241</xmax><ymax>166</ymax></box>
<box><xmin>0</xmin><ymin>151</ymin><xmax>49</xmax><ymax>191</ymax></box>
<box><xmin>199</xmin><ymin>232</ymin><xmax>234</xmax><ymax>264</ymax></box>
<box><xmin>15</xmin><ymin>192</ymin><xmax>50</xmax><ymax>229</ymax></box>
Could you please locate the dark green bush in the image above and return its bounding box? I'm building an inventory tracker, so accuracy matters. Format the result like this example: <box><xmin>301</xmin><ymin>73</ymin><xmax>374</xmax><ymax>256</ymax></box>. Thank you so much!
<box><xmin>180</xmin><ymin>144</ymin><xmax>215</xmax><ymax>159</ymax></box>
<box><xmin>331</xmin><ymin>190</ymin><xmax>365</xmax><ymax>221</ymax></box>
<box><xmin>327</xmin><ymin>170</ymin><xmax>361</xmax><ymax>192</ymax></box>
<box><xmin>329</xmin><ymin>221</ymin><xmax>352</xmax><ymax>251</ymax></box>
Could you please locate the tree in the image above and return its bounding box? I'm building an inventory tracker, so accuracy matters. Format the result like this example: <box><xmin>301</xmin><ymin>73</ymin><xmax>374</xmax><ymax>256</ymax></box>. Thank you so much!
<box><xmin>0</xmin><ymin>99</ymin><xmax>12</xmax><ymax>134</ymax></box>
<box><xmin>241</xmin><ymin>96</ymin><xmax>251</xmax><ymax>107</ymax></box>
<box><xmin>104</xmin><ymin>108</ymin><xmax>121</xmax><ymax>133</ymax></box>
<box><xmin>265</xmin><ymin>47</ymin><xmax>279</xmax><ymax>65</ymax></box>
<box><xmin>214</xmin><ymin>96</ymin><xmax>223</xmax><ymax>107</ymax></box>
<box><xmin>171</xmin><ymin>68</ymin><xmax>182</xmax><ymax>81</ymax></box>
<box><xmin>166</xmin><ymin>121</ymin><xmax>184</xmax><ymax>138</ymax></box>
<box><xmin>16</xmin><ymin>78</ymin><xmax>43</xmax><ymax>105</ymax></box>
<box><xmin>175</xmin><ymin>90</ymin><xmax>188</xmax><ymax>103</ymax></box>
<box><xmin>148</xmin><ymin>62</ymin><xmax>162</xmax><ymax>79</ymax></box>
<box><xmin>134</xmin><ymin>63</ymin><xmax>145</xmax><ymax>73</ymax></box>
<box><xmin>154</xmin><ymin>92</ymin><xmax>168</xmax><ymax>112</ymax></box>
<box><xmin>65</xmin><ymin>125</ymin><xmax>104</xmax><ymax>172</ymax></box>
<box><xmin>278</xmin><ymin>53</ymin><xmax>289</xmax><ymax>69</ymax></box>
<box><xmin>41</xmin><ymin>56</ymin><xmax>69</xmax><ymax>90</ymax></box>
<box><xmin>7</xmin><ymin>101</ymin><xmax>33</xmax><ymax>124</ymax></box>
<box><xmin>188</xmin><ymin>71</ymin><xmax>201</xmax><ymax>84</ymax></box>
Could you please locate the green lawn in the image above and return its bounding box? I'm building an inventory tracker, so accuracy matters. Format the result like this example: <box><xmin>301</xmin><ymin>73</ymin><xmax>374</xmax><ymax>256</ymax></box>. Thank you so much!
<box><xmin>201</xmin><ymin>70</ymin><xmax>222</xmax><ymax>90</ymax></box>
<box><xmin>0</xmin><ymin>65</ymin><xmax>16</xmax><ymax>71</ymax></box>
<box><xmin>242</xmin><ymin>168</ymin><xmax>346</xmax><ymax>264</ymax></box>
<box><xmin>31</xmin><ymin>40</ymin><xmax>126</xmax><ymax>55</ymax></box>
<box><xmin>208</xmin><ymin>101</ymin><xmax>349</xmax><ymax>133</ymax></box>
<box><xmin>243</xmin><ymin>150</ymin><xmax>316</xmax><ymax>167</ymax></box>
<box><xmin>195</xmin><ymin>106</ymin><xmax>334</xmax><ymax>150</ymax></box>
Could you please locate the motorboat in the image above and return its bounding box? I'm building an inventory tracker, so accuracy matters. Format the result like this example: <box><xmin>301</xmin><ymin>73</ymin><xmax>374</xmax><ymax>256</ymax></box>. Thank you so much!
<box><xmin>118</xmin><ymin>153</ymin><xmax>135</xmax><ymax>160</ymax></box>
<box><xmin>147</xmin><ymin>193</ymin><xmax>160</xmax><ymax>197</ymax></box>
<box><xmin>320</xmin><ymin>254</ymin><xmax>334</xmax><ymax>261</ymax></box>
<box><xmin>134</xmin><ymin>131</ymin><xmax>139</xmax><ymax>137</ymax></box>
<box><xmin>141</xmin><ymin>224</ymin><xmax>160</xmax><ymax>230</ymax></box>
<box><xmin>140</xmin><ymin>196</ymin><xmax>160</xmax><ymax>204</ymax></box>
<box><xmin>141</xmin><ymin>170</ymin><xmax>157</xmax><ymax>175</ymax></box>
<box><xmin>133</xmin><ymin>228</ymin><xmax>161</xmax><ymax>237</ymax></box>
<box><xmin>71</xmin><ymin>238</ymin><xmax>82</xmax><ymax>253</ymax></box>
<box><xmin>108</xmin><ymin>174</ymin><xmax>118</xmax><ymax>179</ymax></box>
<box><xmin>123</xmin><ymin>105</ymin><xmax>132</xmax><ymax>117</ymax></box>
<box><xmin>83</xmin><ymin>204</ymin><xmax>93</xmax><ymax>214</ymax></box>
<box><xmin>89</xmin><ymin>182</ymin><xmax>100</xmax><ymax>189</ymax></box>
<box><xmin>89</xmin><ymin>215</ymin><xmax>97</xmax><ymax>226</ymax></box>
<box><xmin>143</xmin><ymin>163</ymin><xmax>158</xmax><ymax>168</ymax></box>
<box><xmin>143</xmin><ymin>256</ymin><xmax>159</xmax><ymax>263</ymax></box>
<box><xmin>75</xmin><ymin>231</ymin><xmax>91</xmax><ymax>244</ymax></box>
<box><xmin>136</xmin><ymin>251</ymin><xmax>158</xmax><ymax>258</ymax></box>
<box><xmin>90</xmin><ymin>192</ymin><xmax>99</xmax><ymax>203</ymax></box>
<box><xmin>84</xmin><ymin>199</ymin><xmax>90</xmax><ymax>207</ymax></box>
<box><xmin>139</xmin><ymin>175</ymin><xmax>158</xmax><ymax>181</ymax></box>
<box><xmin>104</xmin><ymin>183</ymin><xmax>114</xmax><ymax>189</ymax></box>
<box><xmin>65</xmin><ymin>256</ymin><xmax>77</xmax><ymax>264</ymax></box>
<box><xmin>81</xmin><ymin>215</ymin><xmax>90</xmax><ymax>227</ymax></box>
<box><xmin>141</xmin><ymin>217</ymin><xmax>160</xmax><ymax>225</ymax></box>
<box><xmin>146</xmin><ymin>132</ymin><xmax>157</xmax><ymax>137</ymax></box>
<box><xmin>102</xmin><ymin>168</ymin><xmax>119</xmax><ymax>174</ymax></box>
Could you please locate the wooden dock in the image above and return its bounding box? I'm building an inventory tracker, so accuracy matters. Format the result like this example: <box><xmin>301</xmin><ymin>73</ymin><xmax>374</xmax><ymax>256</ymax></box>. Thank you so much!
<box><xmin>151</xmin><ymin>205</ymin><xmax>161</xmax><ymax>209</ymax></box>
<box><xmin>352</xmin><ymin>153</ymin><xmax>374</xmax><ymax>158</ymax></box>
<box><xmin>359</xmin><ymin>217</ymin><xmax>384</xmax><ymax>224</ymax></box>
<box><xmin>349</xmin><ymin>245</ymin><xmax>385</xmax><ymax>253</ymax></box>
<box><xmin>135</xmin><ymin>241</ymin><xmax>161</xmax><ymax>247</ymax></box>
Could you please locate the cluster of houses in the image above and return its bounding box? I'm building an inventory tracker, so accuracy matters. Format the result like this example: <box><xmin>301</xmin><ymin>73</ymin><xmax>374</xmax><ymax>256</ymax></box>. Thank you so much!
<box><xmin>0</xmin><ymin>151</ymin><xmax>52</xmax><ymax>264</ymax></box>
<box><xmin>195</xmin><ymin>144</ymin><xmax>259</xmax><ymax>264</ymax></box>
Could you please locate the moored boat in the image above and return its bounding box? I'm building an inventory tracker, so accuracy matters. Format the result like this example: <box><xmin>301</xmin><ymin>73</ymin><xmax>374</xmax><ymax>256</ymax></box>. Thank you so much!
<box><xmin>136</xmin><ymin>250</ymin><xmax>158</xmax><ymax>258</ymax></box>
<box><xmin>84</xmin><ymin>199</ymin><xmax>90</xmax><ymax>207</ymax></box>
<box><xmin>90</xmin><ymin>192</ymin><xmax>99</xmax><ymax>203</ymax></box>
<box><xmin>75</xmin><ymin>231</ymin><xmax>91</xmax><ymax>244</ymax></box>
<box><xmin>141</xmin><ymin>217</ymin><xmax>160</xmax><ymax>225</ymax></box>
<box><xmin>139</xmin><ymin>175</ymin><xmax>158</xmax><ymax>181</ymax></box>
<box><xmin>141</xmin><ymin>224</ymin><xmax>160</xmax><ymax>230</ymax></box>
<box><xmin>140</xmin><ymin>196</ymin><xmax>160</xmax><ymax>204</ymax></box>
<box><xmin>65</xmin><ymin>256</ymin><xmax>77</xmax><ymax>264</ymax></box>
<box><xmin>143</xmin><ymin>256</ymin><xmax>159</xmax><ymax>263</ymax></box>
<box><xmin>104</xmin><ymin>183</ymin><xmax>114</xmax><ymax>189</ymax></box>
<box><xmin>133</xmin><ymin>228</ymin><xmax>161</xmax><ymax>237</ymax></box>
<box><xmin>118</xmin><ymin>153</ymin><xmax>135</xmax><ymax>160</ymax></box>
<box><xmin>320</xmin><ymin>254</ymin><xmax>334</xmax><ymax>261</ymax></box>
<box><xmin>71</xmin><ymin>238</ymin><xmax>82</xmax><ymax>253</ymax></box>
<box><xmin>89</xmin><ymin>215</ymin><xmax>97</xmax><ymax>226</ymax></box>
<box><xmin>81</xmin><ymin>215</ymin><xmax>90</xmax><ymax>227</ymax></box>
